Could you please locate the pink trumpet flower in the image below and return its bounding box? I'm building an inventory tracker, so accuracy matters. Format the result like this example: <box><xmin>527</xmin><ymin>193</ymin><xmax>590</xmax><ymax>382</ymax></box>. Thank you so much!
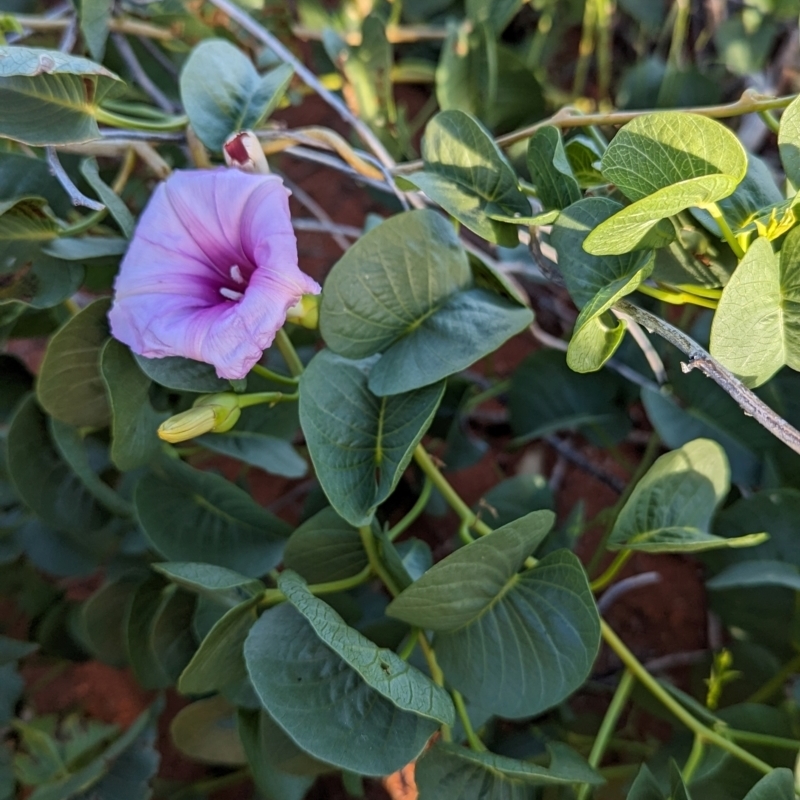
<box><xmin>109</xmin><ymin>168</ymin><xmax>320</xmax><ymax>379</ymax></box>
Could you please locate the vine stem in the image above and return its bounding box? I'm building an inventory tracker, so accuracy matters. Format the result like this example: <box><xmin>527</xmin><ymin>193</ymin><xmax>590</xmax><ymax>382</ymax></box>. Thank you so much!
<box><xmin>206</xmin><ymin>0</ymin><xmax>396</xmax><ymax>171</ymax></box>
<box><xmin>413</xmin><ymin>445</ymin><xmax>493</xmax><ymax>537</ymax></box>
<box><xmin>576</xmin><ymin>669</ymin><xmax>635</xmax><ymax>800</ymax></box>
<box><xmin>682</xmin><ymin>735</ymin><xmax>705</xmax><ymax>783</ymax></box>
<box><xmin>358</xmin><ymin>526</ymin><xmax>401</xmax><ymax>597</ymax></box>
<box><xmin>274</xmin><ymin>329</ymin><xmax>305</xmax><ymax>377</ymax></box>
<box><xmin>259</xmin><ymin>565</ymin><xmax>373</xmax><ymax>608</ymax></box>
<box><xmin>705</xmin><ymin>202</ymin><xmax>745</xmax><ymax>258</ymax></box>
<box><xmin>417</xmin><ymin>633</ymin><xmax>451</xmax><ymax>742</ymax></box>
<box><xmin>614</xmin><ymin>299</ymin><xmax>800</xmax><ymax>456</ymax></box>
<box><xmin>451</xmin><ymin>689</ymin><xmax>486</xmax><ymax>752</ymax></box>
<box><xmin>388</xmin><ymin>477</ymin><xmax>433</xmax><ymax>541</ymax></box>
<box><xmin>236</xmin><ymin>390</ymin><xmax>298</xmax><ymax>408</ymax></box>
<box><xmin>394</xmin><ymin>90</ymin><xmax>797</xmax><ymax>173</ymax></box>
<box><xmin>601</xmin><ymin>620</ymin><xmax>773</xmax><ymax>775</ymax></box>
<box><xmin>249</xmin><ymin>363</ymin><xmax>298</xmax><ymax>387</ymax></box>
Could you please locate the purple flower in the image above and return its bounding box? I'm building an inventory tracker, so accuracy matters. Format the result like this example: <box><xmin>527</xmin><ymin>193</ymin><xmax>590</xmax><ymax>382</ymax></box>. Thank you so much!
<box><xmin>109</xmin><ymin>168</ymin><xmax>320</xmax><ymax>379</ymax></box>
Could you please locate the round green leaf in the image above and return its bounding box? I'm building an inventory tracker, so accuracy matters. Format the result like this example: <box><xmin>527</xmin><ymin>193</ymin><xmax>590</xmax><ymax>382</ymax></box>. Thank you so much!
<box><xmin>133</xmin><ymin>353</ymin><xmax>230</xmax><ymax>393</ymax></box>
<box><xmin>710</xmin><ymin>234</ymin><xmax>800</xmax><ymax>388</ymax></box>
<box><xmin>135</xmin><ymin>457</ymin><xmax>291</xmax><ymax>576</ymax></box>
<box><xmin>320</xmin><ymin>209</ymin><xmax>471</xmax><ymax>360</ymax></box>
<box><xmin>180</xmin><ymin>39</ymin><xmax>293</xmax><ymax>151</ymax></box>
<box><xmin>779</xmin><ymin>94</ymin><xmax>800</xmax><ymax>187</ymax></box>
<box><xmin>153</xmin><ymin>562</ymin><xmax>264</xmax><ymax>602</ymax></box>
<box><xmin>283</xmin><ymin>507</ymin><xmax>368</xmax><ymax>584</ymax></box>
<box><xmin>170</xmin><ymin>695</ymin><xmax>246</xmax><ymax>766</ymax></box>
<box><xmin>416</xmin><ymin>742</ymin><xmax>603</xmax><ymax>799</ymax></box>
<box><xmin>81</xmin><ymin>575</ymin><xmax>141</xmax><ymax>667</ymax></box>
<box><xmin>244</xmin><ymin>571</ymin><xmax>454</xmax><ymax>776</ymax></box>
<box><xmin>527</xmin><ymin>126</ymin><xmax>582</xmax><ymax>211</ymax></box>
<box><xmin>609</xmin><ymin>439</ymin><xmax>764</xmax><ymax>552</ymax></box>
<box><xmin>196</xmin><ymin>431</ymin><xmax>307</xmax><ymax>479</ymax></box>
<box><xmin>388</xmin><ymin>511</ymin><xmax>600</xmax><ymax>718</ymax></box>
<box><xmin>37</xmin><ymin>298</ymin><xmax>111</xmax><ymax>428</ymax></box>
<box><xmin>299</xmin><ymin>349</ymin><xmax>443</xmax><ymax>527</ymax></box>
<box><xmin>405</xmin><ymin>111</ymin><xmax>530</xmax><ymax>245</ymax></box>
<box><xmin>0</xmin><ymin>48</ymin><xmax>123</xmax><ymax>145</ymax></box>
<box><xmin>7</xmin><ymin>395</ymin><xmax>110</xmax><ymax>535</ymax></box>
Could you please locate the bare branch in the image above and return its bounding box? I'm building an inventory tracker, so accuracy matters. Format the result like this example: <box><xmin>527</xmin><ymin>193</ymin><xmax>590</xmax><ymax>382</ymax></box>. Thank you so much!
<box><xmin>615</xmin><ymin>299</ymin><xmax>800</xmax><ymax>456</ymax></box>
<box><xmin>111</xmin><ymin>33</ymin><xmax>177</xmax><ymax>113</ymax></box>
<box><xmin>598</xmin><ymin>572</ymin><xmax>661</xmax><ymax>614</ymax></box>
<box><xmin>45</xmin><ymin>148</ymin><xmax>105</xmax><ymax>211</ymax></box>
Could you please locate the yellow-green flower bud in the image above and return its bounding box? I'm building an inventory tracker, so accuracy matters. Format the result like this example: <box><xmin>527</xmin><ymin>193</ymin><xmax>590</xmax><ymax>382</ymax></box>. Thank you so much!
<box><xmin>158</xmin><ymin>406</ymin><xmax>217</xmax><ymax>443</ymax></box>
<box><xmin>157</xmin><ymin>393</ymin><xmax>242</xmax><ymax>443</ymax></box>
<box><xmin>285</xmin><ymin>293</ymin><xmax>320</xmax><ymax>330</ymax></box>
<box><xmin>192</xmin><ymin>393</ymin><xmax>242</xmax><ymax>433</ymax></box>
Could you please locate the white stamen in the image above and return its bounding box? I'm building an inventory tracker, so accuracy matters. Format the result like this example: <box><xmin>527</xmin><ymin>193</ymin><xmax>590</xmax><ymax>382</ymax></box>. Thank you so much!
<box><xmin>230</xmin><ymin>264</ymin><xmax>245</xmax><ymax>284</ymax></box>
<box><xmin>219</xmin><ymin>287</ymin><xmax>244</xmax><ymax>301</ymax></box>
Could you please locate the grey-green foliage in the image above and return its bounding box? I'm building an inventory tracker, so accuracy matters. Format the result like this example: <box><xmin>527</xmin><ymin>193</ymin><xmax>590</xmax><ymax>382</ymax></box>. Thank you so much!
<box><xmin>388</xmin><ymin>511</ymin><xmax>600</xmax><ymax>718</ymax></box>
<box><xmin>180</xmin><ymin>39</ymin><xmax>293</xmax><ymax>151</ymax></box>
<box><xmin>299</xmin><ymin>349</ymin><xmax>443</xmax><ymax>527</ymax></box>
<box><xmin>527</xmin><ymin>126</ymin><xmax>582</xmax><ymax>210</ymax></box>
<box><xmin>710</xmin><ymin>232</ymin><xmax>800</xmax><ymax>387</ymax></box>
<box><xmin>244</xmin><ymin>571</ymin><xmax>454</xmax><ymax>776</ymax></box>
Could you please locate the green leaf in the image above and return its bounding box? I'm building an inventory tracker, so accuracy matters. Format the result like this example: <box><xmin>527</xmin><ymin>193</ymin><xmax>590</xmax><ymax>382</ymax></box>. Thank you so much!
<box><xmin>526</xmin><ymin>126</ymin><xmax>582</xmax><ymax>211</ymax></box>
<box><xmin>0</xmin><ymin>196</ymin><xmax>60</xmax><ymax>243</ymax></box>
<box><xmin>691</xmin><ymin>152</ymin><xmax>783</xmax><ymax>236</ymax></box>
<box><xmin>244</xmin><ymin>571</ymin><xmax>455</xmax><ymax>776</ymax></box>
<box><xmin>321</xmin><ymin>209</ymin><xmax>471</xmax><ymax>359</ymax></box>
<box><xmin>148</xmin><ymin>584</ymin><xmax>196</xmax><ymax>684</ymax></box>
<box><xmin>135</xmin><ymin>457</ymin><xmax>291</xmax><ymax>576</ymax></box>
<box><xmin>283</xmin><ymin>507</ymin><xmax>368</xmax><ymax>584</ymax></box>
<box><xmin>100</xmin><ymin>340</ymin><xmax>165</xmax><ymax>471</ymax></box>
<box><xmin>44</xmin><ymin>237</ymin><xmax>127</xmax><ymax>261</ymax></box>
<box><xmin>0</xmin><ymin>47</ymin><xmax>123</xmax><ymax>145</ymax></box>
<box><xmin>779</xmin><ymin>94</ymin><xmax>800</xmax><ymax>187</ymax></box>
<box><xmin>707</xmin><ymin>560</ymin><xmax>800</xmax><ymax>592</ymax></box>
<box><xmin>405</xmin><ymin>111</ymin><xmax>530</xmax><ymax>245</ymax></box>
<box><xmin>0</xmin><ymin>252</ymin><xmax>83</xmax><ymax>316</ymax></box>
<box><xmin>80</xmin><ymin>158</ymin><xmax>134</xmax><ymax>238</ymax></box>
<box><xmin>710</xmin><ymin>234</ymin><xmax>800</xmax><ymax>388</ymax></box>
<box><xmin>550</xmin><ymin>198</ymin><xmax>655</xmax><ymax>371</ymax></box>
<box><xmin>125</xmin><ymin>576</ymin><xmax>177</xmax><ymax>689</ymax></box>
<box><xmin>585</xmin><ymin>112</ymin><xmax>747</xmax><ymax>255</ymax></box>
<box><xmin>416</xmin><ymin>742</ymin><xmax>603</xmax><ymax>798</ymax></box>
<box><xmin>609</xmin><ymin>439</ymin><xmax>765</xmax><ymax>553</ymax></box>
<box><xmin>37</xmin><ymin>298</ymin><xmax>111</xmax><ymax>428</ymax></box>
<box><xmin>81</xmin><ymin>574</ymin><xmax>141</xmax><ymax>666</ymax></box>
<box><xmin>7</xmin><ymin>395</ymin><xmax>110</xmax><ymax>534</ymax></box>
<box><xmin>509</xmin><ymin>350</ymin><xmax>630</xmax><ymax>446</ymax></box>
<box><xmin>299</xmin><ymin>349</ymin><xmax>443</xmax><ymax>527</ymax></box>
<box><xmin>466</xmin><ymin>0</ymin><xmax>523</xmax><ymax>34</ymax></box>
<box><xmin>197</xmin><ymin>431</ymin><xmax>306</xmax><ymax>479</ymax></box>
<box><xmin>178</xmin><ymin>596</ymin><xmax>258</xmax><ymax>696</ymax></box>
<box><xmin>49</xmin><ymin>419</ymin><xmax>133</xmax><ymax>517</ymax></box>
<box><xmin>153</xmin><ymin>562</ymin><xmax>264</xmax><ymax>602</ymax></box>
<box><xmin>79</xmin><ymin>0</ymin><xmax>112</xmax><ymax>61</ymax></box>
<box><xmin>237</xmin><ymin>708</ymin><xmax>331</xmax><ymax>782</ymax></box>
<box><xmin>0</xmin><ymin>635</ymin><xmax>38</xmax><ymax>665</ymax></box>
<box><xmin>626</xmin><ymin>764</ymin><xmax>663</xmax><ymax>800</ymax></box>
<box><xmin>170</xmin><ymin>695</ymin><xmax>246</xmax><ymax>766</ymax></box>
<box><xmin>742</xmin><ymin>769</ymin><xmax>795</xmax><ymax>800</ymax></box>
<box><xmin>367</xmin><ymin>288</ymin><xmax>533</xmax><ymax>396</ymax></box>
<box><xmin>565</xmin><ymin>135</ymin><xmax>605</xmax><ymax>188</ymax></box>
<box><xmin>387</xmin><ymin>511</ymin><xmax>601</xmax><ymax>718</ymax></box>
<box><xmin>180</xmin><ymin>39</ymin><xmax>293</xmax><ymax>151</ymax></box>
<box><xmin>133</xmin><ymin>353</ymin><xmax>230</xmax><ymax>393</ymax></box>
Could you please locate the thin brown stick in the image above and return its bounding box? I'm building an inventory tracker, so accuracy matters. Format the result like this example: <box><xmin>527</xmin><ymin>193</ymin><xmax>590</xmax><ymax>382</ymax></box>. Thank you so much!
<box><xmin>291</xmin><ymin>23</ymin><xmax>447</xmax><ymax>45</ymax></box>
<box><xmin>615</xmin><ymin>299</ymin><xmax>800</xmax><ymax>456</ymax></box>
<box><xmin>11</xmin><ymin>14</ymin><xmax>173</xmax><ymax>40</ymax></box>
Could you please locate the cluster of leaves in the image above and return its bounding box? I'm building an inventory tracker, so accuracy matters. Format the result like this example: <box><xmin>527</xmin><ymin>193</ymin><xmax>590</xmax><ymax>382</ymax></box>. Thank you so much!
<box><xmin>4</xmin><ymin>1</ymin><xmax>800</xmax><ymax>800</ymax></box>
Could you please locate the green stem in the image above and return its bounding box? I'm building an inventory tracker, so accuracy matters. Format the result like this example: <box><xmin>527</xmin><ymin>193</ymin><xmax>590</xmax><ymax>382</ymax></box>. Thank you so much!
<box><xmin>573</xmin><ymin>0</ymin><xmax>597</xmax><ymax>97</ymax></box>
<box><xmin>413</xmin><ymin>445</ymin><xmax>493</xmax><ymax>537</ymax></box>
<box><xmin>462</xmin><ymin>379</ymin><xmax>511</xmax><ymax>414</ymax></box>
<box><xmin>595</xmin><ymin>0</ymin><xmax>615</xmax><ymax>102</ymax></box>
<box><xmin>275</xmin><ymin>328</ymin><xmax>305</xmax><ymax>377</ymax></box>
<box><xmin>417</xmin><ymin>632</ymin><xmax>451</xmax><ymax>742</ymax></box>
<box><xmin>237</xmin><ymin>390</ymin><xmax>298</xmax><ymax>408</ymax></box>
<box><xmin>637</xmin><ymin>283</ymin><xmax>718</xmax><ymax>310</ymax></box>
<box><xmin>452</xmin><ymin>689</ymin><xmax>486</xmax><ymax>751</ymax></box>
<box><xmin>359</xmin><ymin>526</ymin><xmax>400</xmax><ymax>597</ymax></box>
<box><xmin>59</xmin><ymin>208</ymin><xmax>108</xmax><ymax>237</ymax></box>
<box><xmin>576</xmin><ymin>669</ymin><xmax>635</xmax><ymax>800</ymax></box>
<box><xmin>95</xmin><ymin>106</ymin><xmax>188</xmax><ymax>132</ymax></box>
<box><xmin>668</xmin><ymin>0</ymin><xmax>690</xmax><ymax>68</ymax></box>
<box><xmin>725</xmin><ymin>728</ymin><xmax>800</xmax><ymax>751</ymax></box>
<box><xmin>388</xmin><ymin>478</ymin><xmax>433</xmax><ymax>541</ymax></box>
<box><xmin>601</xmin><ymin>620</ymin><xmax>773</xmax><ymax>775</ymax></box>
<box><xmin>259</xmin><ymin>565</ymin><xmax>373</xmax><ymax>608</ymax></box>
<box><xmin>250</xmin><ymin>363</ymin><xmax>299</xmax><ymax>387</ymax></box>
<box><xmin>746</xmin><ymin>651</ymin><xmax>800</xmax><ymax>704</ymax></box>
<box><xmin>682</xmin><ymin>734</ymin><xmax>705</xmax><ymax>783</ymax></box>
<box><xmin>397</xmin><ymin>630</ymin><xmax>419</xmax><ymax>660</ymax></box>
<box><xmin>590</xmin><ymin>550</ymin><xmax>633</xmax><ymax>592</ymax></box>
<box><xmin>758</xmin><ymin>109</ymin><xmax>781</xmax><ymax>134</ymax></box>
<box><xmin>170</xmin><ymin>768</ymin><xmax>250</xmax><ymax>800</ymax></box>
<box><xmin>705</xmin><ymin>203</ymin><xmax>745</xmax><ymax>258</ymax></box>
<box><xmin>586</xmin><ymin>433</ymin><xmax>660</xmax><ymax>576</ymax></box>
